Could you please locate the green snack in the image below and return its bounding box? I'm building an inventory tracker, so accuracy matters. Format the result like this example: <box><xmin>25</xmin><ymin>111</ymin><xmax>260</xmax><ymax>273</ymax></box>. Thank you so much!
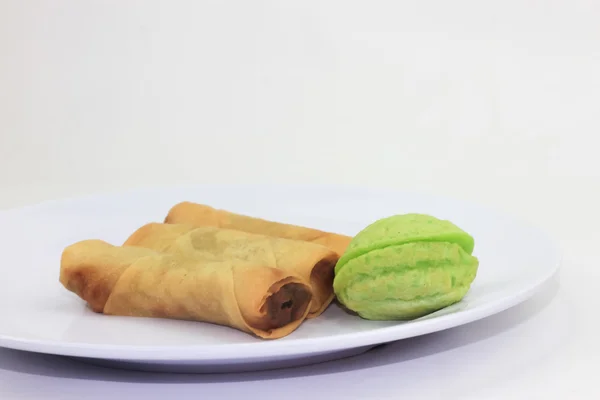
<box><xmin>333</xmin><ymin>214</ymin><xmax>479</xmax><ymax>320</ymax></box>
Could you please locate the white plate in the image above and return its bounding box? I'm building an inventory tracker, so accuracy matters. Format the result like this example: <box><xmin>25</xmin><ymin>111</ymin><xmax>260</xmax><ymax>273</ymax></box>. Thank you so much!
<box><xmin>0</xmin><ymin>185</ymin><xmax>559</xmax><ymax>373</ymax></box>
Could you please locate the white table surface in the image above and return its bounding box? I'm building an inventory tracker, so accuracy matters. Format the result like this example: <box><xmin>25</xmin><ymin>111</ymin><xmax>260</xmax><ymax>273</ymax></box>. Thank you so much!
<box><xmin>1</xmin><ymin>1</ymin><xmax>599</xmax><ymax>399</ymax></box>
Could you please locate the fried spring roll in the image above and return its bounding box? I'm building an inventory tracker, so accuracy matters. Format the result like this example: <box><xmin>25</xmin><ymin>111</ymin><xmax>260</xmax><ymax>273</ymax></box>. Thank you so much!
<box><xmin>60</xmin><ymin>240</ymin><xmax>313</xmax><ymax>339</ymax></box>
<box><xmin>164</xmin><ymin>202</ymin><xmax>352</xmax><ymax>257</ymax></box>
<box><xmin>123</xmin><ymin>223</ymin><xmax>339</xmax><ymax>318</ymax></box>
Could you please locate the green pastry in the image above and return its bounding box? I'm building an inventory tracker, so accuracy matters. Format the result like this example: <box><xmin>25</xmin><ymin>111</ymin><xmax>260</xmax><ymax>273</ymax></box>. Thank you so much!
<box><xmin>333</xmin><ymin>214</ymin><xmax>479</xmax><ymax>320</ymax></box>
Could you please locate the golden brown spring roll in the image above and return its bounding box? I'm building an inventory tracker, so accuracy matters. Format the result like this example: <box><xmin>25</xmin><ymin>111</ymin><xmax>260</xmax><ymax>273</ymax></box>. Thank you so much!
<box><xmin>164</xmin><ymin>202</ymin><xmax>352</xmax><ymax>257</ymax></box>
<box><xmin>60</xmin><ymin>239</ymin><xmax>313</xmax><ymax>339</ymax></box>
<box><xmin>123</xmin><ymin>223</ymin><xmax>339</xmax><ymax>318</ymax></box>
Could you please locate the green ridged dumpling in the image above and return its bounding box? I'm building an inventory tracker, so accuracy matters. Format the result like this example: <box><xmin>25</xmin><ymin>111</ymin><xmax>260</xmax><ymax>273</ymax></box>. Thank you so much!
<box><xmin>333</xmin><ymin>214</ymin><xmax>479</xmax><ymax>320</ymax></box>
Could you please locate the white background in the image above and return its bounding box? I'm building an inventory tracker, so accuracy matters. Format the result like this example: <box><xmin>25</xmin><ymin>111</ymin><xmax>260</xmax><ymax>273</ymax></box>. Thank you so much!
<box><xmin>0</xmin><ymin>1</ymin><xmax>598</xmax><ymax>399</ymax></box>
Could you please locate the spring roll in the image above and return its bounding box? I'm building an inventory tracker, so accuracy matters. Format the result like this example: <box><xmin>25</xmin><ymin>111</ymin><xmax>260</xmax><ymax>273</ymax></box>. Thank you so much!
<box><xmin>123</xmin><ymin>223</ymin><xmax>339</xmax><ymax>318</ymax></box>
<box><xmin>164</xmin><ymin>202</ymin><xmax>352</xmax><ymax>257</ymax></box>
<box><xmin>60</xmin><ymin>239</ymin><xmax>313</xmax><ymax>339</ymax></box>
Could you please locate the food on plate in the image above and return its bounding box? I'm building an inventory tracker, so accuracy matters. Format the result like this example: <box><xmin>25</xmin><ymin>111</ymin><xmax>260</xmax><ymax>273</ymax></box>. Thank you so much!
<box><xmin>123</xmin><ymin>222</ymin><xmax>339</xmax><ymax>318</ymax></box>
<box><xmin>164</xmin><ymin>201</ymin><xmax>352</xmax><ymax>257</ymax></box>
<box><xmin>59</xmin><ymin>197</ymin><xmax>483</xmax><ymax>340</ymax></box>
<box><xmin>333</xmin><ymin>214</ymin><xmax>479</xmax><ymax>320</ymax></box>
<box><xmin>59</xmin><ymin>239</ymin><xmax>313</xmax><ymax>339</ymax></box>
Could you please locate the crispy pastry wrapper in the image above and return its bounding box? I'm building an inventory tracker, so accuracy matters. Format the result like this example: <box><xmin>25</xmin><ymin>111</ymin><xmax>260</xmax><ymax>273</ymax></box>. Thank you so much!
<box><xmin>164</xmin><ymin>202</ymin><xmax>352</xmax><ymax>257</ymax></box>
<box><xmin>60</xmin><ymin>239</ymin><xmax>313</xmax><ymax>339</ymax></box>
<box><xmin>124</xmin><ymin>223</ymin><xmax>339</xmax><ymax>317</ymax></box>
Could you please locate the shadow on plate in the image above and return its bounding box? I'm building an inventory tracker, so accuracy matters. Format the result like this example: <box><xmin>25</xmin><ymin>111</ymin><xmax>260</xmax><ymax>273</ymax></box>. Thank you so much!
<box><xmin>0</xmin><ymin>276</ymin><xmax>560</xmax><ymax>384</ymax></box>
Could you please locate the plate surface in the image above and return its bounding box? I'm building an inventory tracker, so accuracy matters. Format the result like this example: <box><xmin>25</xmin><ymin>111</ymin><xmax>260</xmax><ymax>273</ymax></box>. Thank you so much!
<box><xmin>0</xmin><ymin>185</ymin><xmax>559</xmax><ymax>373</ymax></box>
